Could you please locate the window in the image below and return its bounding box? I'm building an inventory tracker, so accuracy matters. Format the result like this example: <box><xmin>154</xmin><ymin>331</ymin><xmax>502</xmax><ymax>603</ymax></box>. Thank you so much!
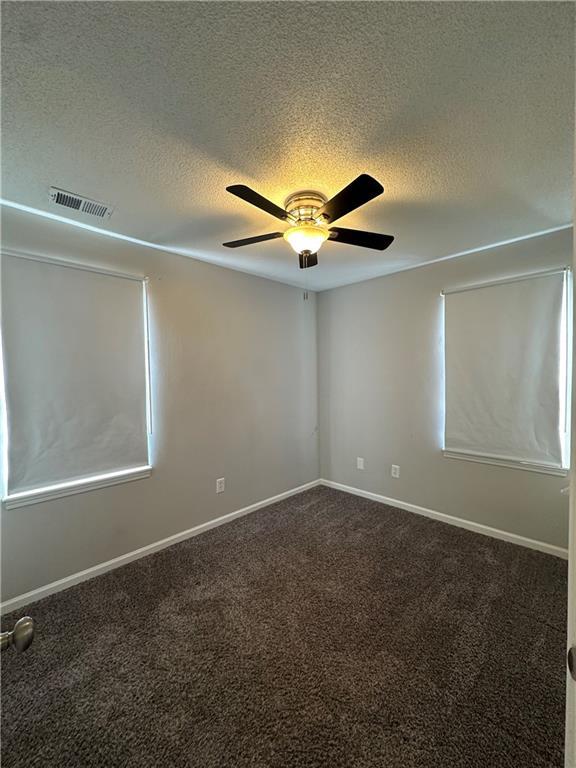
<box><xmin>443</xmin><ymin>268</ymin><xmax>570</xmax><ymax>475</ymax></box>
<box><xmin>1</xmin><ymin>252</ymin><xmax>152</xmax><ymax>508</ymax></box>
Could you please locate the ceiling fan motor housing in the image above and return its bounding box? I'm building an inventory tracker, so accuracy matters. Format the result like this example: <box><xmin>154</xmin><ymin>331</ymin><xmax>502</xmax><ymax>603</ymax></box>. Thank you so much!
<box><xmin>284</xmin><ymin>191</ymin><xmax>328</xmax><ymax>224</ymax></box>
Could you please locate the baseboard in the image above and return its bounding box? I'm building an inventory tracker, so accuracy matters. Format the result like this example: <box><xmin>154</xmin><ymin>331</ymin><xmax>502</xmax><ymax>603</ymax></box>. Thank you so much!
<box><xmin>319</xmin><ymin>479</ymin><xmax>569</xmax><ymax>560</ymax></box>
<box><xmin>0</xmin><ymin>479</ymin><xmax>322</xmax><ymax>615</ymax></box>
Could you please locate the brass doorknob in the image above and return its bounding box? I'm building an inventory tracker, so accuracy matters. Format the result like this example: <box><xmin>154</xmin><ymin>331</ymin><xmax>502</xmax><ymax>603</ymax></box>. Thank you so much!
<box><xmin>0</xmin><ymin>616</ymin><xmax>35</xmax><ymax>653</ymax></box>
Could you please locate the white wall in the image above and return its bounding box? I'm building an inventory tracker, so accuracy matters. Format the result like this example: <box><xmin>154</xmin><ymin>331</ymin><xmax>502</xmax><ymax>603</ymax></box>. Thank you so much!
<box><xmin>2</xmin><ymin>207</ymin><xmax>571</xmax><ymax>604</ymax></box>
<box><xmin>318</xmin><ymin>228</ymin><xmax>573</xmax><ymax>549</ymax></box>
<box><xmin>1</xmin><ymin>207</ymin><xmax>319</xmax><ymax>601</ymax></box>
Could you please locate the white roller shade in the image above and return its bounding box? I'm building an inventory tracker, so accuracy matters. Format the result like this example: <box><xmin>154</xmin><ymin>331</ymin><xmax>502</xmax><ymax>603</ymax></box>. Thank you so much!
<box><xmin>2</xmin><ymin>253</ymin><xmax>150</xmax><ymax>498</ymax></box>
<box><xmin>444</xmin><ymin>270</ymin><xmax>568</xmax><ymax>471</ymax></box>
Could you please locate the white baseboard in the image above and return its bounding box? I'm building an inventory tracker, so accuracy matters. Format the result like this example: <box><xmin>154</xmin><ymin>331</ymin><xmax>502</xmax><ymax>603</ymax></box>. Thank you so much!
<box><xmin>319</xmin><ymin>479</ymin><xmax>569</xmax><ymax>560</ymax></box>
<box><xmin>0</xmin><ymin>480</ymin><xmax>321</xmax><ymax>615</ymax></box>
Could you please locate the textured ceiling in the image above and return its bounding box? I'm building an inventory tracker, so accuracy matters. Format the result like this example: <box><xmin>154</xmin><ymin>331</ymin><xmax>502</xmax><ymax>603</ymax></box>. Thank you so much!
<box><xmin>1</xmin><ymin>1</ymin><xmax>574</xmax><ymax>290</ymax></box>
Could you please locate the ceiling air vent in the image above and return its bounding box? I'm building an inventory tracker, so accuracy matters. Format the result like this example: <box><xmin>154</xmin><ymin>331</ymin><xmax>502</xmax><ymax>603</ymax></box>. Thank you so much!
<box><xmin>49</xmin><ymin>187</ymin><xmax>113</xmax><ymax>219</ymax></box>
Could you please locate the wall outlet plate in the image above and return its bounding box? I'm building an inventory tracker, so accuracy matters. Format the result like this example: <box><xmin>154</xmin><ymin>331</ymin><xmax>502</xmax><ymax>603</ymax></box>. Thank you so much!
<box><xmin>216</xmin><ymin>477</ymin><xmax>225</xmax><ymax>494</ymax></box>
<box><xmin>357</xmin><ymin>457</ymin><xmax>365</xmax><ymax>470</ymax></box>
<box><xmin>391</xmin><ymin>465</ymin><xmax>400</xmax><ymax>478</ymax></box>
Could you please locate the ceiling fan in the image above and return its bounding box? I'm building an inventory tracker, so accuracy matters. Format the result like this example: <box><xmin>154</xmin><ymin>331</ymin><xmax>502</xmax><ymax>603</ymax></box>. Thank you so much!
<box><xmin>223</xmin><ymin>174</ymin><xmax>394</xmax><ymax>269</ymax></box>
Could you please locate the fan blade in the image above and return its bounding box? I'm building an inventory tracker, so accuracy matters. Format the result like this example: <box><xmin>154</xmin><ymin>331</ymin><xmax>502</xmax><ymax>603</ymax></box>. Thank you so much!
<box><xmin>329</xmin><ymin>227</ymin><xmax>394</xmax><ymax>250</ymax></box>
<box><xmin>226</xmin><ymin>185</ymin><xmax>293</xmax><ymax>222</ymax></box>
<box><xmin>315</xmin><ymin>174</ymin><xmax>384</xmax><ymax>223</ymax></box>
<box><xmin>223</xmin><ymin>232</ymin><xmax>283</xmax><ymax>248</ymax></box>
<box><xmin>299</xmin><ymin>252</ymin><xmax>318</xmax><ymax>269</ymax></box>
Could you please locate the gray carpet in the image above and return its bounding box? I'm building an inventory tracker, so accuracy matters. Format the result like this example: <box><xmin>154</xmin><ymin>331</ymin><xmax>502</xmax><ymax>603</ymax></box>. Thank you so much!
<box><xmin>1</xmin><ymin>487</ymin><xmax>568</xmax><ymax>767</ymax></box>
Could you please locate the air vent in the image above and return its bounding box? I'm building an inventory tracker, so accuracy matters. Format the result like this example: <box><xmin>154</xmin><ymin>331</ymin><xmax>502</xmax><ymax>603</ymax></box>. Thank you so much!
<box><xmin>49</xmin><ymin>187</ymin><xmax>113</xmax><ymax>219</ymax></box>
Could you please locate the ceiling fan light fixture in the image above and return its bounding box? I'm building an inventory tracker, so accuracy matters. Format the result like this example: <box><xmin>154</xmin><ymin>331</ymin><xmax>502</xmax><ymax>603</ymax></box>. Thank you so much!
<box><xmin>224</xmin><ymin>175</ymin><xmax>393</xmax><ymax>265</ymax></box>
<box><xmin>283</xmin><ymin>223</ymin><xmax>329</xmax><ymax>255</ymax></box>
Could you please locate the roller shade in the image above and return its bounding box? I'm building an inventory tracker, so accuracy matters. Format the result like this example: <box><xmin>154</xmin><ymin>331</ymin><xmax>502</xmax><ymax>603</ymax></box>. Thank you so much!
<box><xmin>443</xmin><ymin>270</ymin><xmax>568</xmax><ymax>471</ymax></box>
<box><xmin>2</xmin><ymin>253</ymin><xmax>150</xmax><ymax>498</ymax></box>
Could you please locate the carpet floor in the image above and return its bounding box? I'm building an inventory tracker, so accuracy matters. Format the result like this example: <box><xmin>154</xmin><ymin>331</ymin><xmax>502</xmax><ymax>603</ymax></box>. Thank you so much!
<box><xmin>1</xmin><ymin>487</ymin><xmax>568</xmax><ymax>767</ymax></box>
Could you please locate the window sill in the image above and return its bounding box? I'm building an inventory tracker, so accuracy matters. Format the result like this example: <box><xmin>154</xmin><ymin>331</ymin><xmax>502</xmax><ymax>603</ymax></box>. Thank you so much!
<box><xmin>2</xmin><ymin>466</ymin><xmax>152</xmax><ymax>509</ymax></box>
<box><xmin>443</xmin><ymin>450</ymin><xmax>568</xmax><ymax>477</ymax></box>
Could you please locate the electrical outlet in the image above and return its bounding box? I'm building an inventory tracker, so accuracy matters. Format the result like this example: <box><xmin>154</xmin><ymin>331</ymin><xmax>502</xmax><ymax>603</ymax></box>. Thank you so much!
<box><xmin>391</xmin><ymin>465</ymin><xmax>400</xmax><ymax>479</ymax></box>
<box><xmin>216</xmin><ymin>477</ymin><xmax>225</xmax><ymax>494</ymax></box>
<box><xmin>357</xmin><ymin>457</ymin><xmax>365</xmax><ymax>470</ymax></box>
